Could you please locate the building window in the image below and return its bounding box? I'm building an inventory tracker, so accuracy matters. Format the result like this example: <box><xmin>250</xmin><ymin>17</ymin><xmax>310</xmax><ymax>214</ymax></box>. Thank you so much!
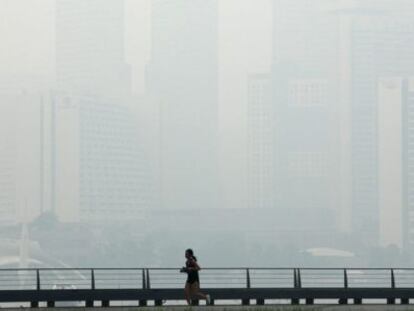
<box><xmin>288</xmin><ymin>79</ymin><xmax>328</xmax><ymax>107</ymax></box>
<box><xmin>288</xmin><ymin>151</ymin><xmax>327</xmax><ymax>177</ymax></box>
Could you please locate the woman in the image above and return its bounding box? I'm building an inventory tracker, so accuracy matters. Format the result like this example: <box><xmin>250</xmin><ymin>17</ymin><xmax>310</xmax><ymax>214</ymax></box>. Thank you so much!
<box><xmin>181</xmin><ymin>248</ymin><xmax>211</xmax><ymax>305</ymax></box>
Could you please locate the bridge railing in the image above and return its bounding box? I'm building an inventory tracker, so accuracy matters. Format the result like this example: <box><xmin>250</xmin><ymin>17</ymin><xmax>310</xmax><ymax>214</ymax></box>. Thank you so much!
<box><xmin>0</xmin><ymin>268</ymin><xmax>413</xmax><ymax>291</ymax></box>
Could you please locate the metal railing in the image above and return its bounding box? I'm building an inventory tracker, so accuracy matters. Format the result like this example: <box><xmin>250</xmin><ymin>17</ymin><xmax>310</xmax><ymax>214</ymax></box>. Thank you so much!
<box><xmin>1</xmin><ymin>267</ymin><xmax>414</xmax><ymax>307</ymax></box>
<box><xmin>0</xmin><ymin>267</ymin><xmax>413</xmax><ymax>291</ymax></box>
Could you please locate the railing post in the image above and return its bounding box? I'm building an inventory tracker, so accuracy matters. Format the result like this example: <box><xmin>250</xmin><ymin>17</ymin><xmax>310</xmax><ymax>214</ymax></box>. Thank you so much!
<box><xmin>339</xmin><ymin>269</ymin><xmax>348</xmax><ymax>305</ymax></box>
<box><xmin>36</xmin><ymin>269</ymin><xmax>40</xmax><ymax>290</ymax></box>
<box><xmin>31</xmin><ymin>269</ymin><xmax>40</xmax><ymax>308</ymax></box>
<box><xmin>86</xmin><ymin>269</ymin><xmax>95</xmax><ymax>308</ymax></box>
<box><xmin>142</xmin><ymin>269</ymin><xmax>146</xmax><ymax>289</ymax></box>
<box><xmin>344</xmin><ymin>269</ymin><xmax>348</xmax><ymax>288</ymax></box>
<box><xmin>294</xmin><ymin>269</ymin><xmax>298</xmax><ymax>288</ymax></box>
<box><xmin>146</xmin><ymin>269</ymin><xmax>151</xmax><ymax>289</ymax></box>
<box><xmin>292</xmin><ymin>269</ymin><xmax>300</xmax><ymax>305</ymax></box>
<box><xmin>91</xmin><ymin>269</ymin><xmax>95</xmax><ymax>290</ymax></box>
<box><xmin>246</xmin><ymin>268</ymin><xmax>251</xmax><ymax>289</ymax></box>
<box><xmin>297</xmin><ymin>269</ymin><xmax>302</xmax><ymax>288</ymax></box>
<box><xmin>387</xmin><ymin>269</ymin><xmax>396</xmax><ymax>304</ymax></box>
<box><xmin>139</xmin><ymin>269</ymin><xmax>148</xmax><ymax>307</ymax></box>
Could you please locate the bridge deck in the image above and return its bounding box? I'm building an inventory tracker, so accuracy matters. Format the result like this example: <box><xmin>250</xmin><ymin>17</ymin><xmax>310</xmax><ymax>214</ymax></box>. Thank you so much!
<box><xmin>0</xmin><ymin>268</ymin><xmax>413</xmax><ymax>307</ymax></box>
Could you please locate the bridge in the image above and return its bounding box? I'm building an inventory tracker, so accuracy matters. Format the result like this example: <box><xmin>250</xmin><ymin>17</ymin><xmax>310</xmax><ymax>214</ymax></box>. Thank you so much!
<box><xmin>1</xmin><ymin>268</ymin><xmax>414</xmax><ymax>307</ymax></box>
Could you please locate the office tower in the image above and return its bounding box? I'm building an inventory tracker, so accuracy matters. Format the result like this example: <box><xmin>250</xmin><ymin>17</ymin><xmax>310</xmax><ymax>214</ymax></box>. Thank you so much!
<box><xmin>270</xmin><ymin>1</ymin><xmax>340</xmax><ymax>228</ymax></box>
<box><xmin>147</xmin><ymin>0</ymin><xmax>219</xmax><ymax>210</ymax></box>
<box><xmin>377</xmin><ymin>77</ymin><xmax>414</xmax><ymax>251</ymax></box>
<box><xmin>56</xmin><ymin>0</ymin><xmax>131</xmax><ymax>98</ymax></box>
<box><xmin>53</xmin><ymin>94</ymin><xmax>148</xmax><ymax>223</ymax></box>
<box><xmin>0</xmin><ymin>94</ymin><xmax>19</xmax><ymax>223</ymax></box>
<box><xmin>247</xmin><ymin>74</ymin><xmax>275</xmax><ymax>209</ymax></box>
<box><xmin>0</xmin><ymin>89</ymin><xmax>45</xmax><ymax>224</ymax></box>
<box><xmin>377</xmin><ymin>77</ymin><xmax>405</xmax><ymax>248</ymax></box>
<box><xmin>401</xmin><ymin>79</ymin><xmax>414</xmax><ymax>251</ymax></box>
<box><xmin>54</xmin><ymin>0</ymin><xmax>148</xmax><ymax>223</ymax></box>
<box><xmin>339</xmin><ymin>2</ymin><xmax>414</xmax><ymax>245</ymax></box>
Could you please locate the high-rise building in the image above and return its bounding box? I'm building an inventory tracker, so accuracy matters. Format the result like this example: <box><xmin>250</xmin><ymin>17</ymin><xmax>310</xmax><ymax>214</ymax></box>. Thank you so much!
<box><xmin>377</xmin><ymin>77</ymin><xmax>404</xmax><ymax>248</ymax></box>
<box><xmin>54</xmin><ymin>0</ymin><xmax>148</xmax><ymax>223</ymax></box>
<box><xmin>0</xmin><ymin>89</ymin><xmax>46</xmax><ymax>224</ymax></box>
<box><xmin>339</xmin><ymin>3</ymin><xmax>414</xmax><ymax>245</ymax></box>
<box><xmin>247</xmin><ymin>74</ymin><xmax>275</xmax><ymax>209</ymax></box>
<box><xmin>53</xmin><ymin>94</ymin><xmax>149</xmax><ymax>223</ymax></box>
<box><xmin>147</xmin><ymin>0</ymin><xmax>219</xmax><ymax>210</ymax></box>
<box><xmin>56</xmin><ymin>0</ymin><xmax>131</xmax><ymax>98</ymax></box>
<box><xmin>270</xmin><ymin>1</ymin><xmax>340</xmax><ymax>228</ymax></box>
<box><xmin>377</xmin><ymin>77</ymin><xmax>414</xmax><ymax>249</ymax></box>
<box><xmin>272</xmin><ymin>0</ymin><xmax>339</xmax><ymax>73</ymax></box>
<box><xmin>0</xmin><ymin>94</ymin><xmax>19</xmax><ymax>224</ymax></box>
<box><xmin>375</xmin><ymin>76</ymin><xmax>414</xmax><ymax>251</ymax></box>
<box><xmin>402</xmin><ymin>78</ymin><xmax>414</xmax><ymax>252</ymax></box>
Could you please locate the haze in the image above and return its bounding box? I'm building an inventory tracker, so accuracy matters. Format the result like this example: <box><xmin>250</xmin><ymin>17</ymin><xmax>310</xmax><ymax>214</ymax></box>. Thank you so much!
<box><xmin>0</xmin><ymin>0</ymin><xmax>413</xmax><ymax>268</ymax></box>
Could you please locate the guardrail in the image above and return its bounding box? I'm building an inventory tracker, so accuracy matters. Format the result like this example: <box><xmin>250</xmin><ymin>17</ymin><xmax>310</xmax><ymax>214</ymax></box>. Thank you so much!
<box><xmin>0</xmin><ymin>268</ymin><xmax>413</xmax><ymax>307</ymax></box>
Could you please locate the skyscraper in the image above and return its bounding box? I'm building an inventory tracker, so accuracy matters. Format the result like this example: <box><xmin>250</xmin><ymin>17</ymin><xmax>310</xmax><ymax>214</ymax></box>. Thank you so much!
<box><xmin>53</xmin><ymin>94</ymin><xmax>149</xmax><ymax>223</ymax></box>
<box><xmin>270</xmin><ymin>1</ymin><xmax>340</xmax><ymax>227</ymax></box>
<box><xmin>247</xmin><ymin>74</ymin><xmax>275</xmax><ymax>209</ymax></box>
<box><xmin>339</xmin><ymin>2</ymin><xmax>414</xmax><ymax>245</ymax></box>
<box><xmin>401</xmin><ymin>78</ymin><xmax>414</xmax><ymax>252</ymax></box>
<box><xmin>377</xmin><ymin>77</ymin><xmax>404</xmax><ymax>248</ymax></box>
<box><xmin>54</xmin><ymin>0</ymin><xmax>148</xmax><ymax>223</ymax></box>
<box><xmin>0</xmin><ymin>90</ymin><xmax>45</xmax><ymax>224</ymax></box>
<box><xmin>56</xmin><ymin>0</ymin><xmax>131</xmax><ymax>98</ymax></box>
<box><xmin>147</xmin><ymin>0</ymin><xmax>219</xmax><ymax>210</ymax></box>
<box><xmin>376</xmin><ymin>77</ymin><xmax>414</xmax><ymax>250</ymax></box>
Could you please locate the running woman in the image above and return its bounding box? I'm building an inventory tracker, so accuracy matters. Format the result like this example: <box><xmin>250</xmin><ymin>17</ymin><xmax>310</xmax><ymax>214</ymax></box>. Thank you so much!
<box><xmin>181</xmin><ymin>248</ymin><xmax>211</xmax><ymax>305</ymax></box>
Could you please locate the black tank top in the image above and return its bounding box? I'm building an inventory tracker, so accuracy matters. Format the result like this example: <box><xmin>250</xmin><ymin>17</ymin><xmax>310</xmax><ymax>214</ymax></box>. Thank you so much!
<box><xmin>186</xmin><ymin>258</ymin><xmax>199</xmax><ymax>283</ymax></box>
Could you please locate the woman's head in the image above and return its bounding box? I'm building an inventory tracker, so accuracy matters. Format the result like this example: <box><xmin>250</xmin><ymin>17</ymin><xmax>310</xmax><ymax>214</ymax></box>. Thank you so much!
<box><xmin>185</xmin><ymin>248</ymin><xmax>196</xmax><ymax>260</ymax></box>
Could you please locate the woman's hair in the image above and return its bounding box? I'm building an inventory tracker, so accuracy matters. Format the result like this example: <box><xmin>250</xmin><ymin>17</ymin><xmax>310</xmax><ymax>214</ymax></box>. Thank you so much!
<box><xmin>186</xmin><ymin>248</ymin><xmax>197</xmax><ymax>261</ymax></box>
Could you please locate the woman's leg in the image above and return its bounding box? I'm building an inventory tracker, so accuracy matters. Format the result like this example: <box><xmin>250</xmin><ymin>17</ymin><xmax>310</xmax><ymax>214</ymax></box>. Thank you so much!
<box><xmin>191</xmin><ymin>282</ymin><xmax>207</xmax><ymax>299</ymax></box>
<box><xmin>184</xmin><ymin>282</ymin><xmax>192</xmax><ymax>305</ymax></box>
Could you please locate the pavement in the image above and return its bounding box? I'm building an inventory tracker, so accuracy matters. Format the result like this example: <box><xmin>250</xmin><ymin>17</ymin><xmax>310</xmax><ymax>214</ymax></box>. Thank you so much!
<box><xmin>3</xmin><ymin>306</ymin><xmax>414</xmax><ymax>311</ymax></box>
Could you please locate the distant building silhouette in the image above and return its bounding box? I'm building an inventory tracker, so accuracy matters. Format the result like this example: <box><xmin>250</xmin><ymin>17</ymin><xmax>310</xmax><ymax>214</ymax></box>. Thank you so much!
<box><xmin>338</xmin><ymin>2</ymin><xmax>414</xmax><ymax>246</ymax></box>
<box><xmin>0</xmin><ymin>77</ymin><xmax>47</xmax><ymax>224</ymax></box>
<box><xmin>377</xmin><ymin>77</ymin><xmax>414</xmax><ymax>249</ymax></box>
<box><xmin>54</xmin><ymin>0</ymin><xmax>149</xmax><ymax>223</ymax></box>
<box><xmin>401</xmin><ymin>79</ymin><xmax>414</xmax><ymax>252</ymax></box>
<box><xmin>247</xmin><ymin>74</ymin><xmax>275</xmax><ymax>209</ymax></box>
<box><xmin>56</xmin><ymin>0</ymin><xmax>131</xmax><ymax>98</ymax></box>
<box><xmin>269</xmin><ymin>1</ymin><xmax>340</xmax><ymax>231</ymax></box>
<box><xmin>147</xmin><ymin>0</ymin><xmax>219</xmax><ymax>210</ymax></box>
